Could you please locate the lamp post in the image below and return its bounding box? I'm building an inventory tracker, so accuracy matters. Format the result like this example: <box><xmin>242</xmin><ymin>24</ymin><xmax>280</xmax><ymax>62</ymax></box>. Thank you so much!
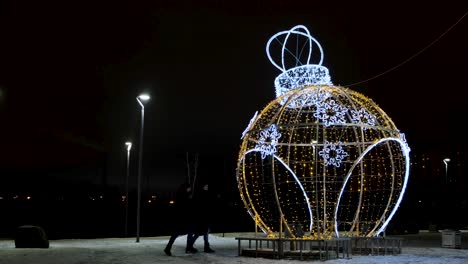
<box><xmin>443</xmin><ymin>158</ymin><xmax>450</xmax><ymax>184</ymax></box>
<box><xmin>124</xmin><ymin>142</ymin><xmax>132</xmax><ymax>237</ymax></box>
<box><xmin>136</xmin><ymin>94</ymin><xmax>150</xmax><ymax>243</ymax></box>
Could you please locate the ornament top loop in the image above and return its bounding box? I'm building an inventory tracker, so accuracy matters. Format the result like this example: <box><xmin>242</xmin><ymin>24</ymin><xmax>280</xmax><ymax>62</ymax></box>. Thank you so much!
<box><xmin>266</xmin><ymin>25</ymin><xmax>333</xmax><ymax>98</ymax></box>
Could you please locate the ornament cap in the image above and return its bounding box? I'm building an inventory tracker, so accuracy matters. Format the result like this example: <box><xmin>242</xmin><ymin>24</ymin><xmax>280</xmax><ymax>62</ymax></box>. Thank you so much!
<box><xmin>266</xmin><ymin>25</ymin><xmax>333</xmax><ymax>98</ymax></box>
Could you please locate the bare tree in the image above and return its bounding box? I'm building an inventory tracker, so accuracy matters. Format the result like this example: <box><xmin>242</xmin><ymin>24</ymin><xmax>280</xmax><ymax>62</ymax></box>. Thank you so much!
<box><xmin>185</xmin><ymin>152</ymin><xmax>199</xmax><ymax>195</ymax></box>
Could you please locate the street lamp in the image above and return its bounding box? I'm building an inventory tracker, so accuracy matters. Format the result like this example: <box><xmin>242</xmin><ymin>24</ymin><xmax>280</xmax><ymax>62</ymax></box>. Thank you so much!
<box><xmin>443</xmin><ymin>158</ymin><xmax>450</xmax><ymax>184</ymax></box>
<box><xmin>124</xmin><ymin>142</ymin><xmax>132</xmax><ymax>237</ymax></box>
<box><xmin>136</xmin><ymin>94</ymin><xmax>150</xmax><ymax>243</ymax></box>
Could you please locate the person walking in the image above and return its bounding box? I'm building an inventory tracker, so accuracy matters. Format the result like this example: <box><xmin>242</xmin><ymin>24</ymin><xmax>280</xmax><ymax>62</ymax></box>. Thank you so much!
<box><xmin>164</xmin><ymin>182</ymin><xmax>198</xmax><ymax>256</ymax></box>
<box><xmin>187</xmin><ymin>182</ymin><xmax>215</xmax><ymax>253</ymax></box>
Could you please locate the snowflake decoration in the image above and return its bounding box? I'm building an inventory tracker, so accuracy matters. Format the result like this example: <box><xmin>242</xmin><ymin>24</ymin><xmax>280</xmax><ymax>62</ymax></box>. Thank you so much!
<box><xmin>318</xmin><ymin>141</ymin><xmax>348</xmax><ymax>167</ymax></box>
<box><xmin>350</xmin><ymin>108</ymin><xmax>376</xmax><ymax>128</ymax></box>
<box><xmin>314</xmin><ymin>99</ymin><xmax>348</xmax><ymax>126</ymax></box>
<box><xmin>281</xmin><ymin>90</ymin><xmax>311</xmax><ymax>108</ymax></box>
<box><xmin>255</xmin><ymin>125</ymin><xmax>282</xmax><ymax>159</ymax></box>
<box><xmin>282</xmin><ymin>87</ymin><xmax>332</xmax><ymax>108</ymax></box>
<box><xmin>241</xmin><ymin>111</ymin><xmax>258</xmax><ymax>139</ymax></box>
<box><xmin>400</xmin><ymin>132</ymin><xmax>411</xmax><ymax>152</ymax></box>
<box><xmin>309</xmin><ymin>87</ymin><xmax>331</xmax><ymax>104</ymax></box>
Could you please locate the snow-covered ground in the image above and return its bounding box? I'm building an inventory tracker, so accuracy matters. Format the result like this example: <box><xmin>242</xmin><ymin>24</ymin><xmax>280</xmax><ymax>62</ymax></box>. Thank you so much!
<box><xmin>1</xmin><ymin>233</ymin><xmax>467</xmax><ymax>264</ymax></box>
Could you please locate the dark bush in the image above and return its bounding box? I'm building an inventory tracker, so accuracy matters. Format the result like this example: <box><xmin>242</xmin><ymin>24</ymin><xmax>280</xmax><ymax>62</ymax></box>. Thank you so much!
<box><xmin>15</xmin><ymin>225</ymin><xmax>49</xmax><ymax>248</ymax></box>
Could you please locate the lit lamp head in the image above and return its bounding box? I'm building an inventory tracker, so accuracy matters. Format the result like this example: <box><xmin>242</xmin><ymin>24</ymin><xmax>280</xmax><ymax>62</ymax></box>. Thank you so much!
<box><xmin>125</xmin><ymin>142</ymin><xmax>132</xmax><ymax>152</ymax></box>
<box><xmin>136</xmin><ymin>94</ymin><xmax>151</xmax><ymax>107</ymax></box>
<box><xmin>138</xmin><ymin>94</ymin><xmax>150</xmax><ymax>101</ymax></box>
<box><xmin>443</xmin><ymin>158</ymin><xmax>450</xmax><ymax>165</ymax></box>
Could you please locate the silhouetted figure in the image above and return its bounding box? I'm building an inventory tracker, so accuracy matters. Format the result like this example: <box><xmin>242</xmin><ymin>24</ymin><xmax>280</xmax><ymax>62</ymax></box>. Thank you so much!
<box><xmin>187</xmin><ymin>183</ymin><xmax>215</xmax><ymax>253</ymax></box>
<box><xmin>164</xmin><ymin>182</ymin><xmax>198</xmax><ymax>256</ymax></box>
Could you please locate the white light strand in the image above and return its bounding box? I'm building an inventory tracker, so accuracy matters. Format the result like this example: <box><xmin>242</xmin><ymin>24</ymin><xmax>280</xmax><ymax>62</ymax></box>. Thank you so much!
<box><xmin>241</xmin><ymin>111</ymin><xmax>259</xmax><ymax>139</ymax></box>
<box><xmin>240</xmin><ymin>149</ymin><xmax>314</xmax><ymax>233</ymax></box>
<box><xmin>334</xmin><ymin>137</ymin><xmax>411</xmax><ymax>237</ymax></box>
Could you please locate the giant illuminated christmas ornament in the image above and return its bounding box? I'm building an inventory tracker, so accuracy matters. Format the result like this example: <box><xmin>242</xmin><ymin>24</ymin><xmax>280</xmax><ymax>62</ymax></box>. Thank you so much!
<box><xmin>236</xmin><ymin>25</ymin><xmax>411</xmax><ymax>239</ymax></box>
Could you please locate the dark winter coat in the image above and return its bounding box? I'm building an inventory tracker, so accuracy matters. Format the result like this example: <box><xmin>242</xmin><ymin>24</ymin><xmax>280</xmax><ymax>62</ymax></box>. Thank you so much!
<box><xmin>192</xmin><ymin>186</ymin><xmax>213</xmax><ymax>235</ymax></box>
<box><xmin>168</xmin><ymin>183</ymin><xmax>194</xmax><ymax>235</ymax></box>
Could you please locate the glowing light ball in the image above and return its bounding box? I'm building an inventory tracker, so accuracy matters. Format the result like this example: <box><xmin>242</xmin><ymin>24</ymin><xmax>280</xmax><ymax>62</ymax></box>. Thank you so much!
<box><xmin>236</xmin><ymin>25</ymin><xmax>411</xmax><ymax>239</ymax></box>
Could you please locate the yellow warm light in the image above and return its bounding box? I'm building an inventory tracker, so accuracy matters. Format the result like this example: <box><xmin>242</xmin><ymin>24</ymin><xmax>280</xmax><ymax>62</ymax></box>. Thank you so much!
<box><xmin>236</xmin><ymin>85</ymin><xmax>409</xmax><ymax>239</ymax></box>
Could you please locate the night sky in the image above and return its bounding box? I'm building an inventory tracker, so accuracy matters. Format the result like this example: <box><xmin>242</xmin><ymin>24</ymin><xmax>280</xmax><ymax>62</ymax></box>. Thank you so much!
<box><xmin>1</xmin><ymin>1</ymin><xmax>467</xmax><ymax>193</ymax></box>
